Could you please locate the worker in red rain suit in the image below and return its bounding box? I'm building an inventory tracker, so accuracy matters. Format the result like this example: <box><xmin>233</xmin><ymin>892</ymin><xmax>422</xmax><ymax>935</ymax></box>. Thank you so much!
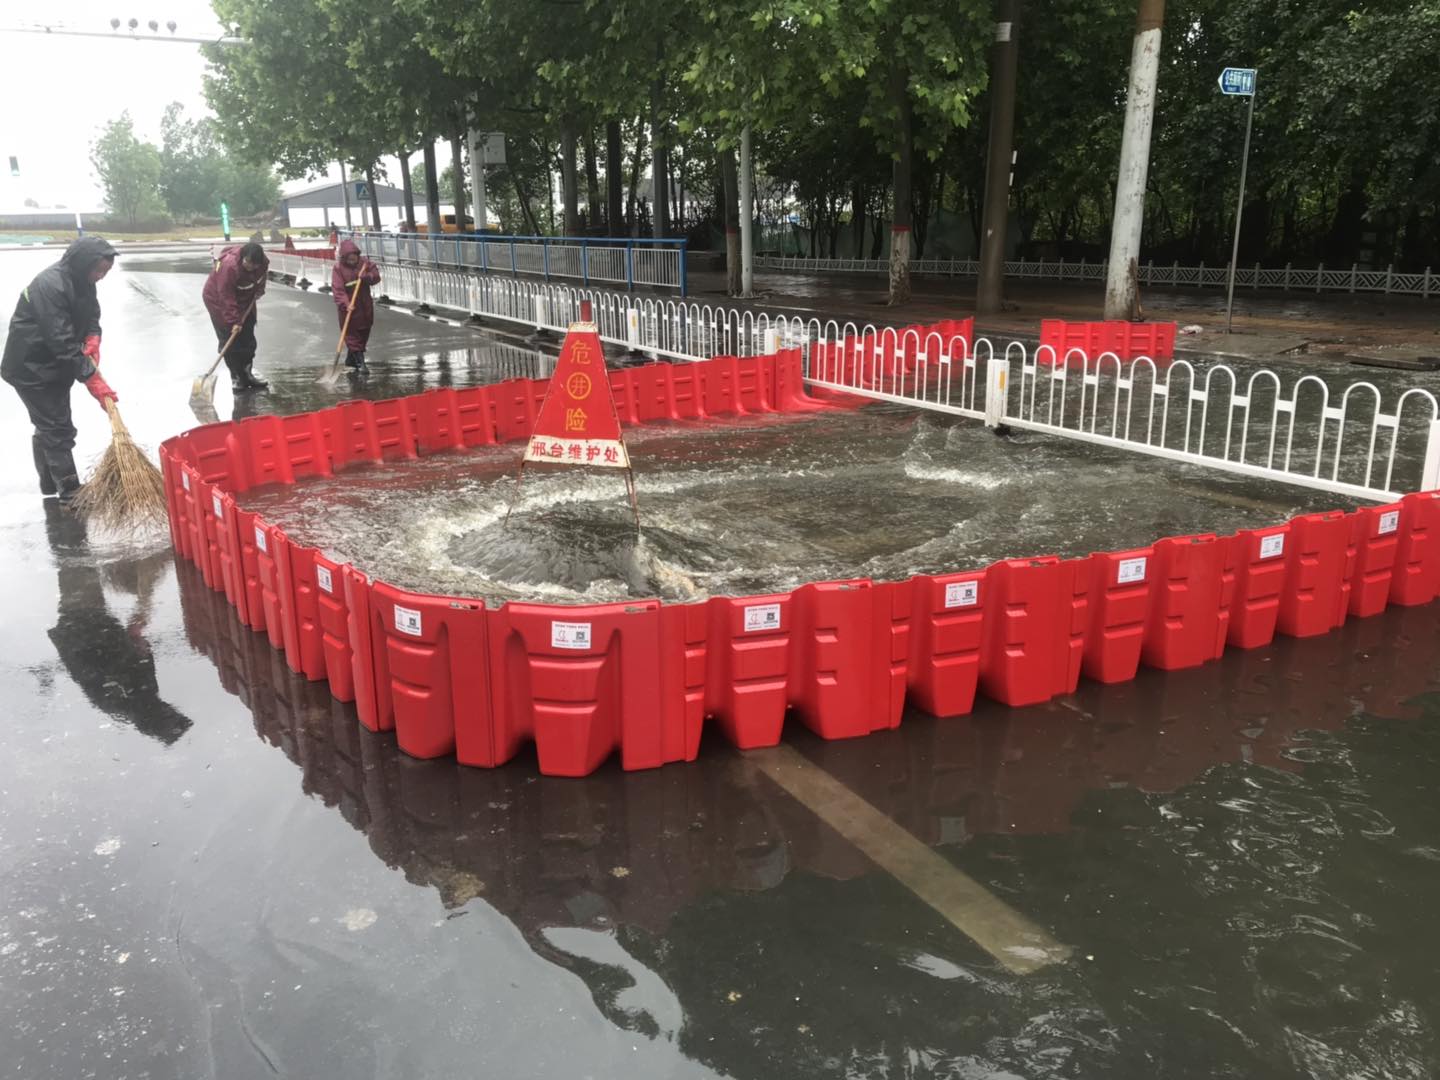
<box><xmin>330</xmin><ymin>240</ymin><xmax>382</xmax><ymax>373</ymax></box>
<box><xmin>201</xmin><ymin>241</ymin><xmax>270</xmax><ymax>392</ymax></box>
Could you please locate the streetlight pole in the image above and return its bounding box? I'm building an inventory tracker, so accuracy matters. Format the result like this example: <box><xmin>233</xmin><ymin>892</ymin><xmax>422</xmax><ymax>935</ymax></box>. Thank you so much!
<box><xmin>1224</xmin><ymin>83</ymin><xmax>1257</xmax><ymax>334</ymax></box>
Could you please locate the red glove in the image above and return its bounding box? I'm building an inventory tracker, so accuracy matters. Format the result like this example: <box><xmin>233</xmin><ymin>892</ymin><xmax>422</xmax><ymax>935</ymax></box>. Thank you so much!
<box><xmin>82</xmin><ymin>335</ymin><xmax>101</xmax><ymax>367</ymax></box>
<box><xmin>84</xmin><ymin>372</ymin><xmax>117</xmax><ymax>406</ymax></box>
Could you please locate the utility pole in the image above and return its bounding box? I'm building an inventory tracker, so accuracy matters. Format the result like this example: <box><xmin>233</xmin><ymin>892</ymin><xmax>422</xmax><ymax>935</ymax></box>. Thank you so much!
<box><xmin>339</xmin><ymin>160</ymin><xmax>353</xmax><ymax>231</ymax></box>
<box><xmin>467</xmin><ymin>127</ymin><xmax>487</xmax><ymax>232</ymax></box>
<box><xmin>1103</xmin><ymin>0</ymin><xmax>1165</xmax><ymax>320</ymax></box>
<box><xmin>740</xmin><ymin>124</ymin><xmax>755</xmax><ymax>298</ymax></box>
<box><xmin>976</xmin><ymin>0</ymin><xmax>1021</xmax><ymax>316</ymax></box>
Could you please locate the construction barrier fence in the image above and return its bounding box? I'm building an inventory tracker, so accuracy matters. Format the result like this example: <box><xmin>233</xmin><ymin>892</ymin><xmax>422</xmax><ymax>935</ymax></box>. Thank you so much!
<box><xmin>160</xmin><ymin>333</ymin><xmax>1440</xmax><ymax>777</ymax></box>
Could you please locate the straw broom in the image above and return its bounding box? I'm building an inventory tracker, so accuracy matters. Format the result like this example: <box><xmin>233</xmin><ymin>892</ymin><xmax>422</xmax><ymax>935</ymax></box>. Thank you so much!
<box><xmin>70</xmin><ymin>399</ymin><xmax>169</xmax><ymax>533</ymax></box>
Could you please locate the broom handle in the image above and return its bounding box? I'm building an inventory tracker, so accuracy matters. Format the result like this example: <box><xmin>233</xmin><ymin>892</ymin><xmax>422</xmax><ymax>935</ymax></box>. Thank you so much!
<box><xmin>334</xmin><ymin>277</ymin><xmax>363</xmax><ymax>357</ymax></box>
<box><xmin>201</xmin><ymin>301</ymin><xmax>256</xmax><ymax>378</ymax></box>
<box><xmin>103</xmin><ymin>396</ymin><xmax>126</xmax><ymax>437</ymax></box>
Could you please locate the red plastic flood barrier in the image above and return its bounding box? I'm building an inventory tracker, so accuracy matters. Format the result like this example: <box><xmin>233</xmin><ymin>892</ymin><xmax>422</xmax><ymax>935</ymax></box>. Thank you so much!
<box><xmin>978</xmin><ymin>557</ymin><xmax>1088</xmax><ymax>707</ymax></box>
<box><xmin>1346</xmin><ymin>502</ymin><xmax>1404</xmax><ymax>618</ymax></box>
<box><xmin>1039</xmin><ymin>319</ymin><xmax>1177</xmax><ymax>362</ymax></box>
<box><xmin>705</xmin><ymin>592</ymin><xmax>792</xmax><ymax>748</ymax></box>
<box><xmin>1142</xmin><ymin>534</ymin><xmax>1232</xmax><ymax>671</ymax></box>
<box><xmin>1083</xmin><ymin>547</ymin><xmax>1155</xmax><ymax>684</ymax></box>
<box><xmin>789</xmin><ymin>580</ymin><xmax>905</xmax><ymax>740</ymax></box>
<box><xmin>1390</xmin><ymin>491</ymin><xmax>1440</xmax><ymax>606</ymax></box>
<box><xmin>1277</xmin><ymin>511</ymin><xmax>1350</xmax><ymax>639</ymax></box>
<box><xmin>1227</xmin><ymin>525</ymin><xmax>1290</xmax><ymax>649</ymax></box>
<box><xmin>907</xmin><ymin>570</ymin><xmax>987</xmax><ymax>718</ymax></box>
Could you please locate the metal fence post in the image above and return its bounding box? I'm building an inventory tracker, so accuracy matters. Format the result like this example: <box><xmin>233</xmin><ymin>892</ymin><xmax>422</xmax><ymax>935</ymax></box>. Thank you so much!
<box><xmin>1317</xmin><ymin>262</ymin><xmax>1324</xmax><ymax>293</ymax></box>
<box><xmin>481</xmin><ymin>238</ymin><xmax>488</xmax><ymax>273</ymax></box>
<box><xmin>1173</xmin><ymin>260</ymin><xmax>1179</xmax><ymax>286</ymax></box>
<box><xmin>581</xmin><ymin>238</ymin><xmax>589</xmax><ymax>286</ymax></box>
<box><xmin>625</xmin><ymin>241</ymin><xmax>635</xmax><ymax>291</ymax></box>
<box><xmin>1254</xmin><ymin>262</ymin><xmax>1260</xmax><ymax>291</ymax></box>
<box><xmin>1426</xmin><ymin>267</ymin><xmax>1433</xmax><ymax>300</ymax></box>
<box><xmin>1350</xmin><ymin>263</ymin><xmax>1358</xmax><ymax>293</ymax></box>
<box><xmin>1386</xmin><ymin>264</ymin><xmax>1394</xmax><ymax>294</ymax></box>
<box><xmin>543</xmin><ymin>238</ymin><xmax>551</xmax><ymax>283</ymax></box>
<box><xmin>1199</xmin><ymin>260</ymin><xmax>1204</xmax><ymax>288</ymax></box>
<box><xmin>679</xmin><ymin>242</ymin><xmax>688</xmax><ymax>297</ymax></box>
<box><xmin>1285</xmin><ymin>262</ymin><xmax>1291</xmax><ymax>290</ymax></box>
<box><xmin>510</xmin><ymin>238</ymin><xmax>517</xmax><ymax>277</ymax></box>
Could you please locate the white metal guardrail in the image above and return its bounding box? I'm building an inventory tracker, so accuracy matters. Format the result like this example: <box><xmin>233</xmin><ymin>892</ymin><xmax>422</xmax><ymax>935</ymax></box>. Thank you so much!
<box><xmin>804</xmin><ymin>327</ymin><xmax>1440</xmax><ymax>503</ymax></box>
<box><xmin>265</xmin><ymin>251</ymin><xmax>1440</xmax><ymax>502</ymax></box>
<box><xmin>341</xmin><ymin>230</ymin><xmax>689</xmax><ymax>295</ymax></box>
<box><xmin>755</xmin><ymin>255</ymin><xmax>1438</xmax><ymax>299</ymax></box>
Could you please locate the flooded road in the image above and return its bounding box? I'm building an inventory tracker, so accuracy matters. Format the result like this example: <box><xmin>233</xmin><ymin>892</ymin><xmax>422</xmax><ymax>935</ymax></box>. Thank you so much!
<box><xmin>4</xmin><ymin>249</ymin><xmax>1440</xmax><ymax>1078</ymax></box>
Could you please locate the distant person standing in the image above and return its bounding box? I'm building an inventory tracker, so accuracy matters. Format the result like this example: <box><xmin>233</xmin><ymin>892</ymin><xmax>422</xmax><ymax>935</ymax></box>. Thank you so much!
<box><xmin>331</xmin><ymin>240</ymin><xmax>382</xmax><ymax>373</ymax></box>
<box><xmin>202</xmin><ymin>241</ymin><xmax>270</xmax><ymax>392</ymax></box>
<box><xmin>2</xmin><ymin>236</ymin><xmax>120</xmax><ymax>505</ymax></box>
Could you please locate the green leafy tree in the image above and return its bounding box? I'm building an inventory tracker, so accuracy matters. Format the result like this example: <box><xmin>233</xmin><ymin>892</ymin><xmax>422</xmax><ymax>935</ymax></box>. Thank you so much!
<box><xmin>159</xmin><ymin>103</ymin><xmax>279</xmax><ymax>218</ymax></box>
<box><xmin>90</xmin><ymin>113</ymin><xmax>164</xmax><ymax>227</ymax></box>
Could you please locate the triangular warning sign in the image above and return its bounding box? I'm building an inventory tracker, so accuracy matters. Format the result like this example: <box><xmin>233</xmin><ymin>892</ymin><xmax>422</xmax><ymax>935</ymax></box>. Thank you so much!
<box><xmin>523</xmin><ymin>322</ymin><xmax>631</xmax><ymax>469</ymax></box>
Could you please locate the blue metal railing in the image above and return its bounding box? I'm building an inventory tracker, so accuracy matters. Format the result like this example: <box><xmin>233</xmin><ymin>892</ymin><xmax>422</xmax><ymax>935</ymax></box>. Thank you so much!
<box><xmin>345</xmin><ymin>230</ymin><xmax>689</xmax><ymax>295</ymax></box>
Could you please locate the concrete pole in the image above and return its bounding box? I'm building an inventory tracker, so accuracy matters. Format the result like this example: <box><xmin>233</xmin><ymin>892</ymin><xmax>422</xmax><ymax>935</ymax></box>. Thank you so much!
<box><xmin>976</xmin><ymin>0</ymin><xmax>1021</xmax><ymax>316</ymax></box>
<box><xmin>740</xmin><ymin>123</ymin><xmax>754</xmax><ymax>298</ymax></box>
<box><xmin>1224</xmin><ymin>86</ymin><xmax>1256</xmax><ymax>334</ymax></box>
<box><xmin>1103</xmin><ymin>0</ymin><xmax>1165</xmax><ymax>320</ymax></box>
<box><xmin>467</xmin><ymin>127</ymin><xmax>488</xmax><ymax>231</ymax></box>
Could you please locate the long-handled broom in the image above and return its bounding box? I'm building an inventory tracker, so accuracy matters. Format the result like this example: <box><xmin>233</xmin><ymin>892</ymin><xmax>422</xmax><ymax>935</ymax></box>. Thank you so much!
<box><xmin>189</xmin><ymin>300</ymin><xmax>255</xmax><ymax>410</ymax></box>
<box><xmin>70</xmin><ymin>399</ymin><xmax>169</xmax><ymax>533</ymax></box>
<box><xmin>318</xmin><ymin>277</ymin><xmax>364</xmax><ymax>386</ymax></box>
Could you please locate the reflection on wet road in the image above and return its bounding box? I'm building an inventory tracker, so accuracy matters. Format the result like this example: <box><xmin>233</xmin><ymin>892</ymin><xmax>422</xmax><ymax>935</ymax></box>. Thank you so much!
<box><xmin>4</xmin><ymin>250</ymin><xmax>1440</xmax><ymax>1078</ymax></box>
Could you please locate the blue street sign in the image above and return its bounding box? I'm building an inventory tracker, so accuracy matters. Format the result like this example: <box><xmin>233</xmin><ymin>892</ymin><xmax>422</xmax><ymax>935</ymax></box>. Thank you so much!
<box><xmin>1218</xmin><ymin>67</ymin><xmax>1257</xmax><ymax>96</ymax></box>
<box><xmin>354</xmin><ymin>181</ymin><xmax>371</xmax><ymax>200</ymax></box>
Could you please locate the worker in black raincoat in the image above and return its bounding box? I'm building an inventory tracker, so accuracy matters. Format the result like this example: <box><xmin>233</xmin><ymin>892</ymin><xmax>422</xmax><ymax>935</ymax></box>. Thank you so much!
<box><xmin>1</xmin><ymin>236</ymin><xmax>120</xmax><ymax>504</ymax></box>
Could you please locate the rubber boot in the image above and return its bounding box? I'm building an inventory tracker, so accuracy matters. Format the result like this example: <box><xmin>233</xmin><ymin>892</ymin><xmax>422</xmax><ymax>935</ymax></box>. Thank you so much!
<box><xmin>344</xmin><ymin>349</ymin><xmax>361</xmax><ymax>369</ymax></box>
<box><xmin>33</xmin><ymin>436</ymin><xmax>57</xmax><ymax>496</ymax></box>
<box><xmin>237</xmin><ymin>363</ymin><xmax>270</xmax><ymax>392</ymax></box>
<box><xmin>44</xmin><ymin>446</ymin><xmax>81</xmax><ymax>508</ymax></box>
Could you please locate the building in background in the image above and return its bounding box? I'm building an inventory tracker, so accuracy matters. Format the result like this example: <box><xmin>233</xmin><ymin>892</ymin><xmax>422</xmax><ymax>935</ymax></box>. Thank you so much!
<box><xmin>280</xmin><ymin>180</ymin><xmax>408</xmax><ymax>229</ymax></box>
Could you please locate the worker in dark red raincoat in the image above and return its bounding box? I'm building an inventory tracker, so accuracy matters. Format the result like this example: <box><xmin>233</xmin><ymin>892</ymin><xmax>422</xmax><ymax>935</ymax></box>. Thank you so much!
<box><xmin>330</xmin><ymin>240</ymin><xmax>382</xmax><ymax>372</ymax></box>
<box><xmin>2</xmin><ymin>236</ymin><xmax>120</xmax><ymax>504</ymax></box>
<box><xmin>201</xmin><ymin>241</ymin><xmax>270</xmax><ymax>392</ymax></box>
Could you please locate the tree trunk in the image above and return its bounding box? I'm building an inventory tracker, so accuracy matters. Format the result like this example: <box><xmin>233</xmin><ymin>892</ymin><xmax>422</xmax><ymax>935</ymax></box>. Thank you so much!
<box><xmin>719</xmin><ymin>146</ymin><xmax>741</xmax><ymax>295</ymax></box>
<box><xmin>583</xmin><ymin>131</ymin><xmax>603</xmax><ymax>231</ymax></box>
<box><xmin>650</xmin><ymin>73</ymin><xmax>669</xmax><ymax>239</ymax></box>
<box><xmin>366</xmin><ymin>164</ymin><xmax>383</xmax><ymax>230</ymax></box>
<box><xmin>889</xmin><ymin>65</ymin><xmax>914</xmax><ymax>305</ymax></box>
<box><xmin>398</xmin><ymin>149</ymin><xmax>417</xmax><ymax>232</ymax></box>
<box><xmin>560</xmin><ymin>126</ymin><xmax>580</xmax><ymax>235</ymax></box>
<box><xmin>510</xmin><ymin>153</ymin><xmax>540</xmax><ymax>236</ymax></box>
<box><xmin>627</xmin><ymin>120</ymin><xmax>647</xmax><ymax>234</ymax></box>
<box><xmin>851</xmin><ymin>180</ymin><xmax>866</xmax><ymax>258</ymax></box>
<box><xmin>449</xmin><ymin>135</ymin><xmax>467</xmax><ymax>227</ymax></box>
<box><xmin>421</xmin><ymin>141</ymin><xmax>442</xmax><ymax>235</ymax></box>
<box><xmin>606</xmin><ymin>120</ymin><xmax>624</xmax><ymax>234</ymax></box>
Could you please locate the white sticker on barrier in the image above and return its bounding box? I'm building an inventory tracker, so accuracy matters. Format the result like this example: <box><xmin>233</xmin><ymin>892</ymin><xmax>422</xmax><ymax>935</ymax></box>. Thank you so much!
<box><xmin>394</xmin><ymin>605</ymin><xmax>423</xmax><ymax>637</ymax></box>
<box><xmin>1259</xmin><ymin>533</ymin><xmax>1286</xmax><ymax>559</ymax></box>
<box><xmin>551</xmin><ymin>620</ymin><xmax>592</xmax><ymax>649</ymax></box>
<box><xmin>317</xmin><ymin>565</ymin><xmax>334</xmax><ymax>594</ymax></box>
<box><xmin>744</xmin><ymin>603</ymin><xmax>782</xmax><ymax>632</ymax></box>
<box><xmin>182</xmin><ymin>471</ymin><xmax>191</xmax><ymax>491</ymax></box>
<box><xmin>944</xmin><ymin>580</ymin><xmax>980</xmax><ymax>608</ymax></box>
<box><xmin>1117</xmin><ymin>556</ymin><xmax>1148</xmax><ymax>584</ymax></box>
<box><xmin>213</xmin><ymin>493</ymin><xmax>223</xmax><ymax>519</ymax></box>
<box><xmin>254</xmin><ymin>525</ymin><xmax>267</xmax><ymax>552</ymax></box>
<box><xmin>1379</xmin><ymin>510</ymin><xmax>1400</xmax><ymax>535</ymax></box>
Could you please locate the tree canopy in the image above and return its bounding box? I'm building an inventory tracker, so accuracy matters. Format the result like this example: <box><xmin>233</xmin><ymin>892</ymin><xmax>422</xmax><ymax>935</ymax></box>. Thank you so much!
<box><xmin>199</xmin><ymin>0</ymin><xmax>1440</xmax><ymax>278</ymax></box>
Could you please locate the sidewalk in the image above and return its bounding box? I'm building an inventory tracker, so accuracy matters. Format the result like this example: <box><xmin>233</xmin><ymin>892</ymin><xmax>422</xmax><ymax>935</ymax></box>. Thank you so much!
<box><xmin>686</xmin><ymin>268</ymin><xmax>1440</xmax><ymax>362</ymax></box>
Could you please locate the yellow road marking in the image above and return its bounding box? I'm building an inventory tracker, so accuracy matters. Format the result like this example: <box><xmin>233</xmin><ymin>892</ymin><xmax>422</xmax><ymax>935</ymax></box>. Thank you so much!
<box><xmin>745</xmin><ymin>744</ymin><xmax>1071</xmax><ymax>975</ymax></box>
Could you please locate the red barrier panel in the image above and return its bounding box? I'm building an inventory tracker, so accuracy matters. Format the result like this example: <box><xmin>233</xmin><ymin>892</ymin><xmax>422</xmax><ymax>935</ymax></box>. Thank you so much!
<box><xmin>1277</xmin><ymin>511</ymin><xmax>1350</xmax><ymax>639</ymax></box>
<box><xmin>279</xmin><ymin>412</ymin><xmax>332</xmax><ymax>478</ymax></box>
<box><xmin>254</xmin><ymin>517</ymin><xmax>291</xmax><ymax>652</ymax></box>
<box><xmin>207</xmin><ymin>488</ymin><xmax>248</xmax><ymax>622</ymax></box>
<box><xmin>327</xmin><ymin>400</ymin><xmax>383</xmax><ymax>469</ymax></box>
<box><xmin>485</xmin><ymin>600</ymin><xmax>676</xmax><ymax>775</ymax></box>
<box><xmin>701</xmin><ymin>356</ymin><xmax>745</xmax><ymax>417</ymax></box>
<box><xmin>414</xmin><ymin>388</ymin><xmax>465</xmax><ymax>453</ymax></box>
<box><xmin>490</xmin><ymin>378</ymin><xmax>544</xmax><ymax>443</ymax></box>
<box><xmin>369</xmin><ymin>582</ymin><xmax>487</xmax><ymax>759</ymax></box>
<box><xmin>978</xmin><ymin>557</ymin><xmax>1087</xmax><ymax>707</ymax></box>
<box><xmin>236</xmin><ymin>415</ymin><xmax>296</xmax><ymax>489</ymax></box>
<box><xmin>789</xmin><ymin>580</ymin><xmax>900</xmax><ymax>740</ymax></box>
<box><xmin>656</xmin><ymin>602</ymin><xmax>707</xmax><ymax>766</ymax></box>
<box><xmin>1346</xmin><ymin>503</ymin><xmax>1403</xmax><ymax>618</ymax></box>
<box><xmin>1083</xmin><ymin>547</ymin><xmax>1155</xmax><ymax>683</ymax></box>
<box><xmin>1039</xmin><ymin>319</ymin><xmax>1177</xmax><ymax>362</ymax></box>
<box><xmin>705</xmin><ymin>592</ymin><xmax>792</xmax><ymax>748</ymax></box>
<box><xmin>369</xmin><ymin>398</ymin><xmax>418</xmax><ymax>461</ymax></box>
<box><xmin>454</xmin><ymin>386</ymin><xmax>496</xmax><ymax>447</ymax></box>
<box><xmin>668</xmin><ymin>363</ymin><xmax>706</xmax><ymax>420</ymax></box>
<box><xmin>285</xmin><ymin>543</ymin><xmax>326</xmax><ymax>681</ymax></box>
<box><xmin>314</xmin><ymin>552</ymin><xmax>356</xmax><ymax>700</ymax></box>
<box><xmin>1390</xmin><ymin>491</ymin><xmax>1440</xmax><ymax>606</ymax></box>
<box><xmin>1227</xmin><ymin>525</ymin><xmax>1290</xmax><ymax>649</ymax></box>
<box><xmin>735</xmin><ymin>355</ymin><xmax>773</xmax><ymax>414</ymax></box>
<box><xmin>907</xmin><ymin>570</ymin><xmax>987</xmax><ymax>718</ymax></box>
<box><xmin>190</xmin><ymin>475</ymin><xmax>224</xmax><ymax>593</ymax></box>
<box><xmin>158</xmin><ymin>446</ymin><xmax>187</xmax><ymax>555</ymax></box>
<box><xmin>1142</xmin><ymin>534</ymin><xmax>1232</xmax><ymax>671</ymax></box>
<box><xmin>343</xmin><ymin>567</ymin><xmax>382</xmax><ymax>731</ymax></box>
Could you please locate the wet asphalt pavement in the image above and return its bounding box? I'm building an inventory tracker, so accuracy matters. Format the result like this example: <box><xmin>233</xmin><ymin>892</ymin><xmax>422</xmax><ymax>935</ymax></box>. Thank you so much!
<box><xmin>4</xmin><ymin>250</ymin><xmax>1440</xmax><ymax>1079</ymax></box>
